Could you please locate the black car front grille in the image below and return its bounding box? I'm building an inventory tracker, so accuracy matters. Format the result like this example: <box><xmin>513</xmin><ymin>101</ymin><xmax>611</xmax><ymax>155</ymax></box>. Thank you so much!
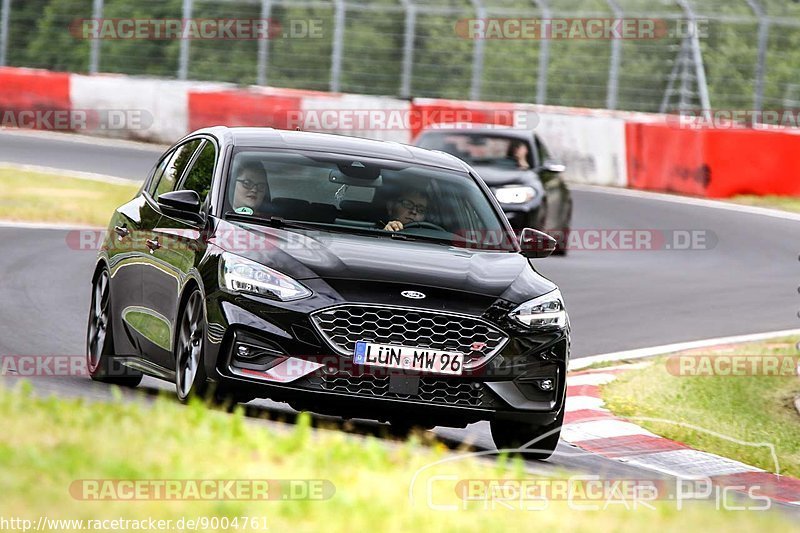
<box><xmin>310</xmin><ymin>305</ymin><xmax>508</xmax><ymax>368</ymax></box>
<box><xmin>300</xmin><ymin>373</ymin><xmax>503</xmax><ymax>409</ymax></box>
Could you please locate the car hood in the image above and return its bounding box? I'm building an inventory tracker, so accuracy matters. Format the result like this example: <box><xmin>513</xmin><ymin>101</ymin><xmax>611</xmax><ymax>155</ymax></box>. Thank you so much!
<box><xmin>213</xmin><ymin>219</ymin><xmax>556</xmax><ymax>303</ymax></box>
<box><xmin>471</xmin><ymin>166</ymin><xmax>540</xmax><ymax>187</ymax></box>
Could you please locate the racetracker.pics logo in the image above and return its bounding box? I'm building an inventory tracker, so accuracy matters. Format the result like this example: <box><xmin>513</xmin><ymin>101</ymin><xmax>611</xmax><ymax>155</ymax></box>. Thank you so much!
<box><xmin>422</xmin><ymin>475</ymin><xmax>771</xmax><ymax>512</ymax></box>
<box><xmin>69</xmin><ymin>18</ymin><xmax>323</xmax><ymax>40</ymax></box>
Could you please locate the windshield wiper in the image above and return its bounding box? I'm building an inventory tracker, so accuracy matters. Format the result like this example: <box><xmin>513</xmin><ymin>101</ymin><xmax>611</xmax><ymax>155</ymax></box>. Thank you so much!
<box><xmin>224</xmin><ymin>212</ymin><xmax>390</xmax><ymax>239</ymax></box>
<box><xmin>389</xmin><ymin>231</ymin><xmax>461</xmax><ymax>247</ymax></box>
<box><xmin>224</xmin><ymin>212</ymin><xmax>495</xmax><ymax>248</ymax></box>
<box><xmin>223</xmin><ymin>212</ymin><xmax>324</xmax><ymax>232</ymax></box>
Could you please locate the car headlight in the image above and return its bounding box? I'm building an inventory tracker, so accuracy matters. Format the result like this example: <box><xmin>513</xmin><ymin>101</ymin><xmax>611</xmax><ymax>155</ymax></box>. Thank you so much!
<box><xmin>494</xmin><ymin>186</ymin><xmax>537</xmax><ymax>204</ymax></box>
<box><xmin>220</xmin><ymin>252</ymin><xmax>311</xmax><ymax>301</ymax></box>
<box><xmin>510</xmin><ymin>289</ymin><xmax>567</xmax><ymax>328</ymax></box>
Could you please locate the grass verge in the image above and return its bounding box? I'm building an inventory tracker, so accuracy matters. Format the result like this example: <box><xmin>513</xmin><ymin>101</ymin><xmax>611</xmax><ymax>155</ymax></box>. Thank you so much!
<box><xmin>729</xmin><ymin>195</ymin><xmax>800</xmax><ymax>214</ymax></box>
<box><xmin>1</xmin><ymin>381</ymin><xmax>796</xmax><ymax>531</ymax></box>
<box><xmin>0</xmin><ymin>166</ymin><xmax>139</xmax><ymax>226</ymax></box>
<box><xmin>602</xmin><ymin>337</ymin><xmax>800</xmax><ymax>478</ymax></box>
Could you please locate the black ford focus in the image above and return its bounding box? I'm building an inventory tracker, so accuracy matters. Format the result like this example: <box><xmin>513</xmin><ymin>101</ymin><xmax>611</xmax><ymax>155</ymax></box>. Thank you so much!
<box><xmin>87</xmin><ymin>127</ymin><xmax>570</xmax><ymax>457</ymax></box>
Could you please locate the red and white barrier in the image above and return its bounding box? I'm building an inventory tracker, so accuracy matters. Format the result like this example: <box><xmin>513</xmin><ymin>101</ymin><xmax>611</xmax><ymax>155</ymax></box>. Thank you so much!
<box><xmin>626</xmin><ymin>121</ymin><xmax>800</xmax><ymax>198</ymax></box>
<box><xmin>299</xmin><ymin>94</ymin><xmax>412</xmax><ymax>144</ymax></box>
<box><xmin>531</xmin><ymin>110</ymin><xmax>628</xmax><ymax>187</ymax></box>
<box><xmin>0</xmin><ymin>67</ymin><xmax>71</xmax><ymax>124</ymax></box>
<box><xmin>187</xmin><ymin>85</ymin><xmax>329</xmax><ymax>133</ymax></box>
<box><xmin>2</xmin><ymin>66</ymin><xmax>800</xmax><ymax>199</ymax></box>
<box><xmin>70</xmin><ymin>74</ymin><xmax>212</xmax><ymax>143</ymax></box>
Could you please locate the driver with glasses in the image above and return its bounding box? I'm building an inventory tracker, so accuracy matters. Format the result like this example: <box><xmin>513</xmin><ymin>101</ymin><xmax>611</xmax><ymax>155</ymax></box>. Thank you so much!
<box><xmin>382</xmin><ymin>189</ymin><xmax>429</xmax><ymax>232</ymax></box>
<box><xmin>230</xmin><ymin>162</ymin><xmax>269</xmax><ymax>214</ymax></box>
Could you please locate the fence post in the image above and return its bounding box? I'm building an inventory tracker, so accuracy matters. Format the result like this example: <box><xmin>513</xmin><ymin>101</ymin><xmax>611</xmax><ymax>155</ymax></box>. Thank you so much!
<box><xmin>256</xmin><ymin>0</ymin><xmax>273</xmax><ymax>86</ymax></box>
<box><xmin>531</xmin><ymin>0</ymin><xmax>550</xmax><ymax>104</ymax></box>
<box><xmin>605</xmin><ymin>0</ymin><xmax>623</xmax><ymax>109</ymax></box>
<box><xmin>0</xmin><ymin>0</ymin><xmax>10</xmax><ymax>67</ymax></box>
<box><xmin>177</xmin><ymin>0</ymin><xmax>193</xmax><ymax>80</ymax></box>
<box><xmin>675</xmin><ymin>0</ymin><xmax>711</xmax><ymax>118</ymax></box>
<box><xmin>468</xmin><ymin>0</ymin><xmax>485</xmax><ymax>100</ymax></box>
<box><xmin>399</xmin><ymin>0</ymin><xmax>417</xmax><ymax>98</ymax></box>
<box><xmin>89</xmin><ymin>0</ymin><xmax>104</xmax><ymax>74</ymax></box>
<box><xmin>745</xmin><ymin>0</ymin><xmax>768</xmax><ymax>118</ymax></box>
<box><xmin>330</xmin><ymin>0</ymin><xmax>345</xmax><ymax>92</ymax></box>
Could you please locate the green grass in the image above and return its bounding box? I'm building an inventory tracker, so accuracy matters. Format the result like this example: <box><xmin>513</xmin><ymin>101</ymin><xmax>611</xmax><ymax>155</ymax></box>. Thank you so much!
<box><xmin>729</xmin><ymin>195</ymin><xmax>800</xmax><ymax>214</ymax></box>
<box><xmin>602</xmin><ymin>337</ymin><xmax>800</xmax><ymax>477</ymax></box>
<box><xmin>0</xmin><ymin>166</ymin><xmax>139</xmax><ymax>226</ymax></box>
<box><xmin>1</xmin><ymin>382</ymin><xmax>796</xmax><ymax>531</ymax></box>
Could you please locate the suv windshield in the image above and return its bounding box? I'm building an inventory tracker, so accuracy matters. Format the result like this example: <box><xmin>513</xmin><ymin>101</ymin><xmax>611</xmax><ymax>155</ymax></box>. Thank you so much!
<box><xmin>416</xmin><ymin>132</ymin><xmax>533</xmax><ymax>170</ymax></box>
<box><xmin>224</xmin><ymin>148</ymin><xmax>515</xmax><ymax>251</ymax></box>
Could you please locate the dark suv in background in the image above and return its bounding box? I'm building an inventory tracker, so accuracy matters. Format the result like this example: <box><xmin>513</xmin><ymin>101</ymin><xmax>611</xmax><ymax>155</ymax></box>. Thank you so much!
<box><xmin>415</xmin><ymin>125</ymin><xmax>572</xmax><ymax>254</ymax></box>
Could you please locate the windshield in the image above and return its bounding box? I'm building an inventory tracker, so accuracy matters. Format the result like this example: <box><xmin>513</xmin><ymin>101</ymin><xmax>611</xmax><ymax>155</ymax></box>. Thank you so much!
<box><xmin>416</xmin><ymin>132</ymin><xmax>533</xmax><ymax>170</ymax></box>
<box><xmin>224</xmin><ymin>148</ymin><xmax>516</xmax><ymax>251</ymax></box>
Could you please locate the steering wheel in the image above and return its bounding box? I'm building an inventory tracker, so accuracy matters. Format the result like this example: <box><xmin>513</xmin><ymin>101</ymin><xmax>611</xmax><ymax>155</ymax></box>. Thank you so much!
<box><xmin>403</xmin><ymin>221</ymin><xmax>447</xmax><ymax>232</ymax></box>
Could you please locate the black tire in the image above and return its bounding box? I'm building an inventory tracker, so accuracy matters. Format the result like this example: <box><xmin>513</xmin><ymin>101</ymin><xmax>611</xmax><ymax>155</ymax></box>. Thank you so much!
<box><xmin>490</xmin><ymin>410</ymin><xmax>564</xmax><ymax>460</ymax></box>
<box><xmin>174</xmin><ymin>289</ymin><xmax>210</xmax><ymax>402</ymax></box>
<box><xmin>86</xmin><ymin>268</ymin><xmax>142</xmax><ymax>387</ymax></box>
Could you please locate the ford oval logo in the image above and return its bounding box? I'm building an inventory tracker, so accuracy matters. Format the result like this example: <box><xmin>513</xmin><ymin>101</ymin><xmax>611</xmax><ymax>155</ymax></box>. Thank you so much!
<box><xmin>401</xmin><ymin>290</ymin><xmax>426</xmax><ymax>300</ymax></box>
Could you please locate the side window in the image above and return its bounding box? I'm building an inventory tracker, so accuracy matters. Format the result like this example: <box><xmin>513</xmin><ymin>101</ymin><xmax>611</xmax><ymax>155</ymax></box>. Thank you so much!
<box><xmin>147</xmin><ymin>150</ymin><xmax>175</xmax><ymax>196</ymax></box>
<box><xmin>153</xmin><ymin>140</ymin><xmax>202</xmax><ymax>200</ymax></box>
<box><xmin>180</xmin><ymin>141</ymin><xmax>216</xmax><ymax>203</ymax></box>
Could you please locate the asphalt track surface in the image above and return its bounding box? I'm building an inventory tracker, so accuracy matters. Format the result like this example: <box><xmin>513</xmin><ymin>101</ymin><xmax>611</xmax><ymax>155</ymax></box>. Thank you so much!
<box><xmin>1</xmin><ymin>129</ymin><xmax>798</xmax><ymax>514</ymax></box>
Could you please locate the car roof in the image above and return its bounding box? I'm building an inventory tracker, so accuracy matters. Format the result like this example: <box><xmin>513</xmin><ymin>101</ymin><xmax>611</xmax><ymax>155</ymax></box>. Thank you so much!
<box><xmin>418</xmin><ymin>124</ymin><xmax>534</xmax><ymax>141</ymax></box>
<box><xmin>190</xmin><ymin>126</ymin><xmax>470</xmax><ymax>171</ymax></box>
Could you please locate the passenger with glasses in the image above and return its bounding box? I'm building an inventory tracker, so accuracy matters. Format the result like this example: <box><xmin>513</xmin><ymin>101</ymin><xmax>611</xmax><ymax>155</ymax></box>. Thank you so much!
<box><xmin>231</xmin><ymin>162</ymin><xmax>269</xmax><ymax>214</ymax></box>
<box><xmin>381</xmin><ymin>189</ymin><xmax>429</xmax><ymax>232</ymax></box>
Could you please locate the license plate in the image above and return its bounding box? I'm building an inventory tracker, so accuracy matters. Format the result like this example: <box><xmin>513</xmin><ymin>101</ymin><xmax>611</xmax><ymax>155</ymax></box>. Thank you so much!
<box><xmin>353</xmin><ymin>341</ymin><xmax>464</xmax><ymax>376</ymax></box>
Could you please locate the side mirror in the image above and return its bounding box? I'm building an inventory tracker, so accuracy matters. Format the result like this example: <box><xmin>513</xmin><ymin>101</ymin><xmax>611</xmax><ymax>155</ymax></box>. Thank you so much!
<box><xmin>157</xmin><ymin>189</ymin><xmax>202</xmax><ymax>221</ymax></box>
<box><xmin>539</xmin><ymin>159</ymin><xmax>566</xmax><ymax>173</ymax></box>
<box><xmin>519</xmin><ymin>228</ymin><xmax>557</xmax><ymax>259</ymax></box>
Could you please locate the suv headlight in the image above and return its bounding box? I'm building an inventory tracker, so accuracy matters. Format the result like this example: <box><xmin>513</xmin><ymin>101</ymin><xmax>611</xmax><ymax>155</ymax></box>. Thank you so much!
<box><xmin>510</xmin><ymin>289</ymin><xmax>567</xmax><ymax>328</ymax></box>
<box><xmin>495</xmin><ymin>186</ymin><xmax>537</xmax><ymax>204</ymax></box>
<box><xmin>220</xmin><ymin>252</ymin><xmax>311</xmax><ymax>301</ymax></box>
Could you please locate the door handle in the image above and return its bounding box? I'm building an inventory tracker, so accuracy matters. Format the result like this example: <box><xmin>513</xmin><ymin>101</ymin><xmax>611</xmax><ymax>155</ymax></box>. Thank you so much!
<box><xmin>145</xmin><ymin>238</ymin><xmax>161</xmax><ymax>253</ymax></box>
<box><xmin>113</xmin><ymin>225</ymin><xmax>130</xmax><ymax>239</ymax></box>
